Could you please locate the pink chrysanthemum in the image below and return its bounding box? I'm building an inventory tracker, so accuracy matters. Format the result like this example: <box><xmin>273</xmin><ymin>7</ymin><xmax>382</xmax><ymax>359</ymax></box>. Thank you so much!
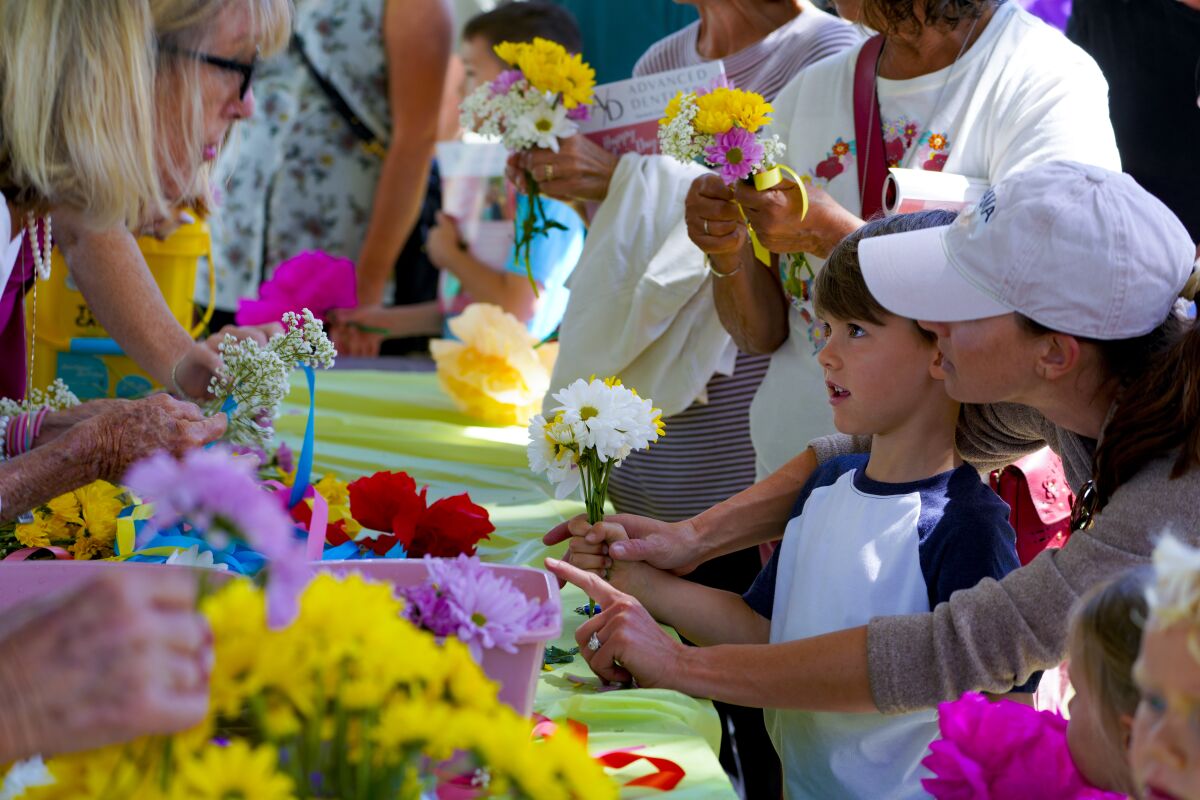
<box><xmin>126</xmin><ymin>447</ymin><xmax>309</xmax><ymax>628</ymax></box>
<box><xmin>402</xmin><ymin>554</ymin><xmax>559</xmax><ymax>660</ymax></box>
<box><xmin>490</xmin><ymin>69</ymin><xmax>523</xmax><ymax>96</ymax></box>
<box><xmin>705</xmin><ymin>127</ymin><xmax>764</xmax><ymax>185</ymax></box>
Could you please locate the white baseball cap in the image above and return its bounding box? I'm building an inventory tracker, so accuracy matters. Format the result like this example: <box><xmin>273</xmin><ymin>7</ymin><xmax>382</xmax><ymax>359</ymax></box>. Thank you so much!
<box><xmin>858</xmin><ymin>161</ymin><xmax>1197</xmax><ymax>339</ymax></box>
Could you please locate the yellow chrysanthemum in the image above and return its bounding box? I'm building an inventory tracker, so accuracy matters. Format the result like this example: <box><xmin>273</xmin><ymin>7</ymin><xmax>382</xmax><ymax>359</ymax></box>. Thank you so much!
<box><xmin>431</xmin><ymin>303</ymin><xmax>556</xmax><ymax>426</ymax></box>
<box><xmin>492</xmin><ymin>38</ymin><xmax>595</xmax><ymax>109</ymax></box>
<box><xmin>45</xmin><ymin>493</ymin><xmax>83</xmax><ymax>528</ymax></box>
<box><xmin>74</xmin><ymin>480</ymin><xmax>125</xmax><ymax>543</ymax></box>
<box><xmin>312</xmin><ymin>474</ymin><xmax>361</xmax><ymax>536</ymax></box>
<box><xmin>661</xmin><ymin>90</ymin><xmax>684</xmax><ymax>124</ymax></box>
<box><xmin>693</xmin><ymin>87</ymin><xmax>773</xmax><ymax>134</ymax></box>
<box><xmin>167</xmin><ymin>741</ymin><xmax>294</xmax><ymax>800</ymax></box>
<box><xmin>14</xmin><ymin>516</ymin><xmax>53</xmax><ymax>548</ymax></box>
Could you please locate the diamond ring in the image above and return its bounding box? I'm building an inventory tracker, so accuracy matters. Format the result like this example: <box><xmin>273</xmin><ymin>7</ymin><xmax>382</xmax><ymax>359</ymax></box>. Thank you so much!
<box><xmin>703</xmin><ymin>218</ymin><xmax>709</xmax><ymax>235</ymax></box>
<box><xmin>587</xmin><ymin>632</ymin><xmax>601</xmax><ymax>652</ymax></box>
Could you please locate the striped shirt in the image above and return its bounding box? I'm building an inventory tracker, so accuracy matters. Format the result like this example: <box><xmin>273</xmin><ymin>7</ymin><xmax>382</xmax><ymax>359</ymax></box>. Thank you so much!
<box><xmin>608</xmin><ymin>6</ymin><xmax>862</xmax><ymax>523</ymax></box>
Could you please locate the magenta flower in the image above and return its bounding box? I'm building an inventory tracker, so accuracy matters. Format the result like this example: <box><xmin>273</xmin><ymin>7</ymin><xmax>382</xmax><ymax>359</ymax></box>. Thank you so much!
<box><xmin>235</xmin><ymin>250</ymin><xmax>357</xmax><ymax>326</ymax></box>
<box><xmin>705</xmin><ymin>127</ymin><xmax>765</xmax><ymax>185</ymax></box>
<box><xmin>126</xmin><ymin>447</ymin><xmax>310</xmax><ymax>628</ymax></box>
<box><xmin>490</xmin><ymin>70</ymin><xmax>523</xmax><ymax>96</ymax></box>
<box><xmin>402</xmin><ymin>555</ymin><xmax>559</xmax><ymax>660</ymax></box>
<box><xmin>566</xmin><ymin>105</ymin><xmax>591</xmax><ymax>122</ymax></box>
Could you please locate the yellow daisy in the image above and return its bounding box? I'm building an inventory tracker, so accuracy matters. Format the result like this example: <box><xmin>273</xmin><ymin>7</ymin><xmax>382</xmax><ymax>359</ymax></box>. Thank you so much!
<box><xmin>168</xmin><ymin>741</ymin><xmax>294</xmax><ymax>800</ymax></box>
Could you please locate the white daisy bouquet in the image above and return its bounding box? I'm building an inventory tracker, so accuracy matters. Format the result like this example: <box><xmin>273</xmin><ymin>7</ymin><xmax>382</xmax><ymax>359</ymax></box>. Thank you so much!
<box><xmin>528</xmin><ymin>377</ymin><xmax>664</xmax><ymax>613</ymax></box>
<box><xmin>459</xmin><ymin>37</ymin><xmax>595</xmax><ymax>292</ymax></box>
<box><xmin>205</xmin><ymin>309</ymin><xmax>336</xmax><ymax>447</ymax></box>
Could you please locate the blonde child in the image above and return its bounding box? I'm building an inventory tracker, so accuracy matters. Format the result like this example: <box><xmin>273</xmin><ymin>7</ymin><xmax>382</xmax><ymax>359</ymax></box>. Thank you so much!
<box><xmin>1131</xmin><ymin>536</ymin><xmax>1200</xmax><ymax>800</ymax></box>
<box><xmin>923</xmin><ymin>568</ymin><xmax>1147</xmax><ymax>798</ymax></box>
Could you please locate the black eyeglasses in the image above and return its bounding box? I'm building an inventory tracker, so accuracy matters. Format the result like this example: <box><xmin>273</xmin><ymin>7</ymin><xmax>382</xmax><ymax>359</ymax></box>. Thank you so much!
<box><xmin>162</xmin><ymin>44</ymin><xmax>257</xmax><ymax>100</ymax></box>
<box><xmin>1070</xmin><ymin>480</ymin><xmax>1100</xmax><ymax>533</ymax></box>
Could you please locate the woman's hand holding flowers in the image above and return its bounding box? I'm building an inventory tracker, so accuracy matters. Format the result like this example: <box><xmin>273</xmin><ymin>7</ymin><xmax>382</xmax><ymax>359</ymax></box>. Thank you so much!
<box><xmin>734</xmin><ymin>180</ymin><xmax>862</xmax><ymax>259</ymax></box>
<box><xmin>685</xmin><ymin>174</ymin><xmax>750</xmax><ymax>258</ymax></box>
<box><xmin>507</xmin><ymin>134</ymin><xmax>620</xmax><ymax>204</ymax></box>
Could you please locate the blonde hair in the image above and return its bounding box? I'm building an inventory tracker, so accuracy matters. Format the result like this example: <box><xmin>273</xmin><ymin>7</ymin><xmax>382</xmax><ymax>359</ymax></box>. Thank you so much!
<box><xmin>1147</xmin><ymin>534</ymin><xmax>1200</xmax><ymax>665</ymax></box>
<box><xmin>1068</xmin><ymin>567</ymin><xmax>1149</xmax><ymax>795</ymax></box>
<box><xmin>0</xmin><ymin>0</ymin><xmax>290</xmax><ymax>230</ymax></box>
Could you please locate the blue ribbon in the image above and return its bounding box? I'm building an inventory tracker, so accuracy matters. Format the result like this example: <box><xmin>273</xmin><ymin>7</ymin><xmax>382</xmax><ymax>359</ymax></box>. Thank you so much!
<box><xmin>288</xmin><ymin>365</ymin><xmax>316</xmax><ymax>510</ymax></box>
<box><xmin>320</xmin><ymin>539</ymin><xmax>408</xmax><ymax>561</ymax></box>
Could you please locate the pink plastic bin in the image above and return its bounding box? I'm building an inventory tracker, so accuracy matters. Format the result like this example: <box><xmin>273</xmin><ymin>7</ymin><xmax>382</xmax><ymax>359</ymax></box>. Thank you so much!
<box><xmin>315</xmin><ymin>559</ymin><xmax>560</xmax><ymax>716</ymax></box>
<box><xmin>0</xmin><ymin>560</ymin><xmax>236</xmax><ymax>614</ymax></box>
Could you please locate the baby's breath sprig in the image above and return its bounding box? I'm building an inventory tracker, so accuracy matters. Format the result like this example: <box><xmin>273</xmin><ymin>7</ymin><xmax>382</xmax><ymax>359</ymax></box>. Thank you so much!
<box><xmin>205</xmin><ymin>309</ymin><xmax>337</xmax><ymax>447</ymax></box>
<box><xmin>0</xmin><ymin>379</ymin><xmax>80</xmax><ymax>416</ymax></box>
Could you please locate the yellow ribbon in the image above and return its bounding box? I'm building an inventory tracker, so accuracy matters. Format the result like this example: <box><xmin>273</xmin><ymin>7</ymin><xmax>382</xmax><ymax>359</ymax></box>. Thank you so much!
<box><xmin>739</xmin><ymin>165</ymin><xmax>809</xmax><ymax>266</ymax></box>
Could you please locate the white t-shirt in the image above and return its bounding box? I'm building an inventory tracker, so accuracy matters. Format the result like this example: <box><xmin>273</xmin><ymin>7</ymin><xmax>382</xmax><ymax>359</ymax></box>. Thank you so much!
<box><xmin>749</xmin><ymin>3</ymin><xmax>1121</xmax><ymax>477</ymax></box>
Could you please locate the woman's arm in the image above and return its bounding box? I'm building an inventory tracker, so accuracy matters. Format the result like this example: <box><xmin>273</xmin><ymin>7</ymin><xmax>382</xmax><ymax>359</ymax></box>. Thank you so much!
<box><xmin>353</xmin><ymin>0</ymin><xmax>452</xmax><ymax>312</ymax></box>
<box><xmin>54</xmin><ymin>216</ymin><xmax>207</xmax><ymax>392</ymax></box>
<box><xmin>547</xmin><ymin>447</ymin><xmax>819</xmax><ymax>572</ymax></box>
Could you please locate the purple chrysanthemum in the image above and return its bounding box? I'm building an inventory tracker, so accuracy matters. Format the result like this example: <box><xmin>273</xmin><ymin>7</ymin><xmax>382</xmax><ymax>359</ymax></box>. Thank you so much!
<box><xmin>705</xmin><ymin>127</ymin><xmax>765</xmax><ymax>185</ymax></box>
<box><xmin>405</xmin><ymin>554</ymin><xmax>559</xmax><ymax>660</ymax></box>
<box><xmin>126</xmin><ymin>447</ymin><xmax>309</xmax><ymax>628</ymax></box>
<box><xmin>490</xmin><ymin>69</ymin><xmax>523</xmax><ymax>96</ymax></box>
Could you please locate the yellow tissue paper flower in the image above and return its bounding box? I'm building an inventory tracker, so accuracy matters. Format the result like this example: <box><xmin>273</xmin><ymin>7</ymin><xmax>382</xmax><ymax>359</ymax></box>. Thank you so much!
<box><xmin>431</xmin><ymin>303</ymin><xmax>557</xmax><ymax>426</ymax></box>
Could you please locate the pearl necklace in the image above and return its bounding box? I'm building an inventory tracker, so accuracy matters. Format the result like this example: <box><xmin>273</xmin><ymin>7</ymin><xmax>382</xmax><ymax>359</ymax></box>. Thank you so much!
<box><xmin>25</xmin><ymin>212</ymin><xmax>52</xmax><ymax>280</ymax></box>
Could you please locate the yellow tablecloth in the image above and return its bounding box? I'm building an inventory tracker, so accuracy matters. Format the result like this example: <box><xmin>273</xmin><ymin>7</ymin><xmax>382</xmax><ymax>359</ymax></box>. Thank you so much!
<box><xmin>277</xmin><ymin>371</ymin><xmax>737</xmax><ymax>798</ymax></box>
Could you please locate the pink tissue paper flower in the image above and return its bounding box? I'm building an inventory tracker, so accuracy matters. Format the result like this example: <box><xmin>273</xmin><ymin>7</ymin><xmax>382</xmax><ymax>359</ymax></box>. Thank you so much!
<box><xmin>922</xmin><ymin>693</ymin><xmax>1126</xmax><ymax>800</ymax></box>
<box><xmin>705</xmin><ymin>127</ymin><xmax>764</xmax><ymax>185</ymax></box>
<box><xmin>235</xmin><ymin>250</ymin><xmax>357</xmax><ymax>326</ymax></box>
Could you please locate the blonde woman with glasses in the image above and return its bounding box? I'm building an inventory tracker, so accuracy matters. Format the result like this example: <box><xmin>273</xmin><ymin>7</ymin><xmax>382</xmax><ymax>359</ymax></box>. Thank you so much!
<box><xmin>0</xmin><ymin>0</ymin><xmax>289</xmax><ymax>762</ymax></box>
<box><xmin>0</xmin><ymin>0</ymin><xmax>291</xmax><ymax>522</ymax></box>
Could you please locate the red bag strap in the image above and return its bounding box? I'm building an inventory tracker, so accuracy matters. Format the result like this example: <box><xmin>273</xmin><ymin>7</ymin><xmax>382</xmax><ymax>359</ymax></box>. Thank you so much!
<box><xmin>854</xmin><ymin>35</ymin><xmax>888</xmax><ymax>221</ymax></box>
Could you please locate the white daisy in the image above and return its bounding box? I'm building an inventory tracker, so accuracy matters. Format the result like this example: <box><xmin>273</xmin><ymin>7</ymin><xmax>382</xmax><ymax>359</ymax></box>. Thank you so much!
<box><xmin>513</xmin><ymin>103</ymin><xmax>577</xmax><ymax>153</ymax></box>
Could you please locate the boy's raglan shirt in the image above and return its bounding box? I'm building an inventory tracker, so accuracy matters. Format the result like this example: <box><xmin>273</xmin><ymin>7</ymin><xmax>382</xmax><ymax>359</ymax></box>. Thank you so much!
<box><xmin>742</xmin><ymin>454</ymin><xmax>1025</xmax><ymax>800</ymax></box>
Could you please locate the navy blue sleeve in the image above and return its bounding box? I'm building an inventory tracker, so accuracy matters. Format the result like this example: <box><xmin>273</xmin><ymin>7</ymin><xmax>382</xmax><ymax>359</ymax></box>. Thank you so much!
<box><xmin>743</xmin><ymin>545</ymin><xmax>781</xmax><ymax>619</ymax></box>
<box><xmin>741</xmin><ymin>455</ymin><xmax>868</xmax><ymax>620</ymax></box>
<box><xmin>919</xmin><ymin>466</ymin><xmax>1040</xmax><ymax>692</ymax></box>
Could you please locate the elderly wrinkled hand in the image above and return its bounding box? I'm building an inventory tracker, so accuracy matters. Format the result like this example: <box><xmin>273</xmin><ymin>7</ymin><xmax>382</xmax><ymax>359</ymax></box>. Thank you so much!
<box><xmin>0</xmin><ymin>569</ymin><xmax>212</xmax><ymax>762</ymax></box>
<box><xmin>733</xmin><ymin>180</ymin><xmax>862</xmax><ymax>258</ymax></box>
<box><xmin>684</xmin><ymin>174</ymin><xmax>749</xmax><ymax>256</ymax></box>
<box><xmin>544</xmin><ymin>557</ymin><xmax>685</xmax><ymax>688</ymax></box>
<box><xmin>506</xmin><ymin>135</ymin><xmax>620</xmax><ymax>204</ymax></box>
<box><xmin>169</xmin><ymin>324</ymin><xmax>283</xmax><ymax>401</ymax></box>
<box><xmin>71</xmin><ymin>393</ymin><xmax>226</xmax><ymax>482</ymax></box>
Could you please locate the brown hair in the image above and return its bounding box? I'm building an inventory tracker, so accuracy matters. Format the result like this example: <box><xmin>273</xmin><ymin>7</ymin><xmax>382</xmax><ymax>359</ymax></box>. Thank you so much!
<box><xmin>861</xmin><ymin>0</ymin><xmax>998</xmax><ymax>36</ymax></box>
<box><xmin>1069</xmin><ymin>567</ymin><xmax>1150</xmax><ymax>794</ymax></box>
<box><xmin>1017</xmin><ymin>310</ymin><xmax>1200</xmax><ymax>510</ymax></box>
<box><xmin>815</xmin><ymin>209</ymin><xmax>958</xmax><ymax>340</ymax></box>
<box><xmin>463</xmin><ymin>1</ymin><xmax>583</xmax><ymax>54</ymax></box>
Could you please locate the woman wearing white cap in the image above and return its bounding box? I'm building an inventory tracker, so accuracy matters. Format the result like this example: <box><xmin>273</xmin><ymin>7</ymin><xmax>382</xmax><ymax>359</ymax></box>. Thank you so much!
<box><xmin>544</xmin><ymin>161</ymin><xmax>1200</xmax><ymax>761</ymax></box>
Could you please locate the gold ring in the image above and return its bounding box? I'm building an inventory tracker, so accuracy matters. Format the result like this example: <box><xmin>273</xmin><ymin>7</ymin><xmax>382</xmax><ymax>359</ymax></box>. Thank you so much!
<box><xmin>544</xmin><ymin>164</ymin><xmax>554</xmax><ymax>182</ymax></box>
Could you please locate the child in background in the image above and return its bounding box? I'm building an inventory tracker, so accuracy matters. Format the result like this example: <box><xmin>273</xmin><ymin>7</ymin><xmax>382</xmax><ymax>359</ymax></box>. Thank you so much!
<box><xmin>567</xmin><ymin>210</ymin><xmax>1032</xmax><ymax>800</ymax></box>
<box><xmin>336</xmin><ymin>2</ymin><xmax>586</xmax><ymax>343</ymax></box>
<box><xmin>922</xmin><ymin>568</ymin><xmax>1146</xmax><ymax>799</ymax></box>
<box><xmin>1131</xmin><ymin>536</ymin><xmax>1200</xmax><ymax>800</ymax></box>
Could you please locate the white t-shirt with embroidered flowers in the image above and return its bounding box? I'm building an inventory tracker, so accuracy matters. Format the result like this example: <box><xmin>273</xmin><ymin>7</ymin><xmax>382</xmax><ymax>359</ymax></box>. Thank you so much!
<box><xmin>748</xmin><ymin>2</ymin><xmax>1121</xmax><ymax>478</ymax></box>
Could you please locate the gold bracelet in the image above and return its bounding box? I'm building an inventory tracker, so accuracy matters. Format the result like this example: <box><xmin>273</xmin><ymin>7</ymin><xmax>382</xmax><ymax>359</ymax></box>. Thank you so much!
<box><xmin>705</xmin><ymin>254</ymin><xmax>743</xmax><ymax>279</ymax></box>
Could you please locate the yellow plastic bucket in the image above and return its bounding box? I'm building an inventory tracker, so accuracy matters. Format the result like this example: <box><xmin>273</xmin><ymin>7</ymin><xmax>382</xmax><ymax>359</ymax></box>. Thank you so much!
<box><xmin>24</xmin><ymin>218</ymin><xmax>216</xmax><ymax>399</ymax></box>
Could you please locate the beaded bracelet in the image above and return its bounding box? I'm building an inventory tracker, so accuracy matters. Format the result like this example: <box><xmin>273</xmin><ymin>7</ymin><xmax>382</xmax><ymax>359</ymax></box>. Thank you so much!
<box><xmin>0</xmin><ymin>415</ymin><xmax>9</xmax><ymax>462</ymax></box>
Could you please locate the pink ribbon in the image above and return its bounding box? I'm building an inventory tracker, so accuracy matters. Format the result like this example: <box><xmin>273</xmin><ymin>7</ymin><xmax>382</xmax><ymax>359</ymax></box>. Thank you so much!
<box><xmin>4</xmin><ymin>546</ymin><xmax>72</xmax><ymax>561</ymax></box>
